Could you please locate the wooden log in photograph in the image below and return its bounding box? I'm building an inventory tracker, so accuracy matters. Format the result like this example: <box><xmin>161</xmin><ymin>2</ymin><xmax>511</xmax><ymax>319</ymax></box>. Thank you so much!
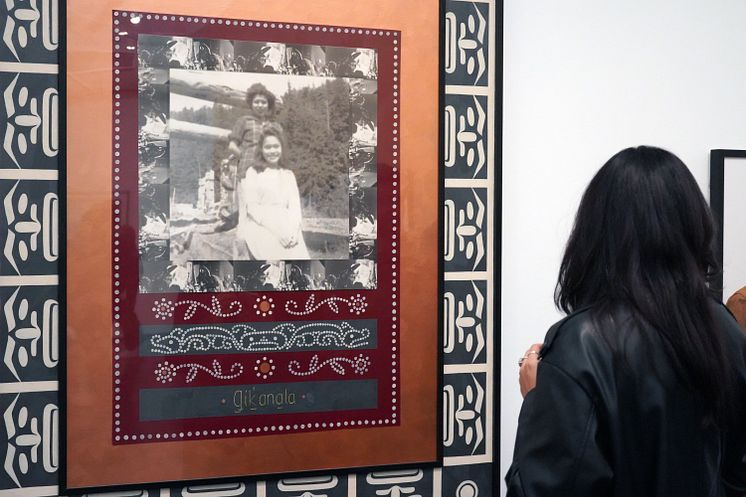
<box><xmin>170</xmin><ymin>73</ymin><xmax>248</xmax><ymax>108</ymax></box>
<box><xmin>168</xmin><ymin>118</ymin><xmax>231</xmax><ymax>142</ymax></box>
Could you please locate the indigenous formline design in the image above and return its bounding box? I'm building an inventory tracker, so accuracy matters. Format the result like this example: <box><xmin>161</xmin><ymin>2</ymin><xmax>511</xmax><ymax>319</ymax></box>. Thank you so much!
<box><xmin>149</xmin><ymin>321</ymin><xmax>373</xmax><ymax>354</ymax></box>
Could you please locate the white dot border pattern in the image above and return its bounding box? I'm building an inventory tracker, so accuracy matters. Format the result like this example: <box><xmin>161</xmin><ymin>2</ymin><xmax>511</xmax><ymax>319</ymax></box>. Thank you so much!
<box><xmin>112</xmin><ymin>12</ymin><xmax>124</xmax><ymax>439</ymax></box>
<box><xmin>113</xmin><ymin>10</ymin><xmax>400</xmax><ymax>36</ymax></box>
<box><xmin>390</xmin><ymin>32</ymin><xmax>401</xmax><ymax>422</ymax></box>
<box><xmin>111</xmin><ymin>11</ymin><xmax>400</xmax><ymax>444</ymax></box>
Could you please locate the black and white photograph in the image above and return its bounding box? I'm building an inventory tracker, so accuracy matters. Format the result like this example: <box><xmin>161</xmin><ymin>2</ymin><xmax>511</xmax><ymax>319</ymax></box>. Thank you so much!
<box><xmin>136</xmin><ymin>34</ymin><xmax>380</xmax><ymax>292</ymax></box>
<box><xmin>350</xmin><ymin>187</ymin><xmax>377</xmax><ymax>259</ymax></box>
<box><xmin>233</xmin><ymin>260</ymin><xmax>338</xmax><ymax>291</ymax></box>
<box><xmin>167</xmin><ymin>68</ymin><xmax>355</xmax><ymax>262</ymax></box>
<box><xmin>348</xmin><ymin>80</ymin><xmax>378</xmax><ymax>260</ymax></box>
<box><xmin>139</xmin><ymin>260</ymin><xmax>234</xmax><ymax>294</ymax></box>
<box><xmin>136</xmin><ymin>34</ymin><xmax>378</xmax><ymax>78</ymax></box>
<box><xmin>138</xmin><ymin>258</ymin><xmax>378</xmax><ymax>293</ymax></box>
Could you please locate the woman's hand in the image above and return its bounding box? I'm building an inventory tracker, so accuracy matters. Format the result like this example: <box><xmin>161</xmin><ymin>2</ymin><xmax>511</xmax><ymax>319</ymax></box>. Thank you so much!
<box><xmin>279</xmin><ymin>232</ymin><xmax>298</xmax><ymax>248</ymax></box>
<box><xmin>519</xmin><ymin>343</ymin><xmax>542</xmax><ymax>398</ymax></box>
<box><xmin>275</xmin><ymin>222</ymin><xmax>298</xmax><ymax>248</ymax></box>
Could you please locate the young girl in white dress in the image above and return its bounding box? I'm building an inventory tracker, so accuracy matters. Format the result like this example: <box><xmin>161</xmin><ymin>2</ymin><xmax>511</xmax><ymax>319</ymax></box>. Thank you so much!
<box><xmin>237</xmin><ymin>124</ymin><xmax>310</xmax><ymax>260</ymax></box>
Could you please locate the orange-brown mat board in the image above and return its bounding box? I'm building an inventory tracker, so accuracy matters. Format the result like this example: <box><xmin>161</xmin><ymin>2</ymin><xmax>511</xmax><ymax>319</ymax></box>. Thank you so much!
<box><xmin>65</xmin><ymin>0</ymin><xmax>439</xmax><ymax>490</ymax></box>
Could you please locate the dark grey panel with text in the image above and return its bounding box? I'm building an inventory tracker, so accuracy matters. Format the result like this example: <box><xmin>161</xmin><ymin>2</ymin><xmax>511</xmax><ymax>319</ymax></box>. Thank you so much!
<box><xmin>140</xmin><ymin>379</ymin><xmax>378</xmax><ymax>421</ymax></box>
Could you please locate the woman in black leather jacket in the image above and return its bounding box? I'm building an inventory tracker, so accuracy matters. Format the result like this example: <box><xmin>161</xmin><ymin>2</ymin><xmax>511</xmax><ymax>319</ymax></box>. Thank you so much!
<box><xmin>506</xmin><ymin>146</ymin><xmax>746</xmax><ymax>496</ymax></box>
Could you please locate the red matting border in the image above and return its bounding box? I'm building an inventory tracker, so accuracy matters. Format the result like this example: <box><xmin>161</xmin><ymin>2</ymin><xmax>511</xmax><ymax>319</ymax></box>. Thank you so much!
<box><xmin>111</xmin><ymin>11</ymin><xmax>400</xmax><ymax>444</ymax></box>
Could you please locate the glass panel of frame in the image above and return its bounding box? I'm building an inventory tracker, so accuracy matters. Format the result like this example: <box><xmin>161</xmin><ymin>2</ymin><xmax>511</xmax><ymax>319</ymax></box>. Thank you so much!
<box><xmin>64</xmin><ymin>1</ymin><xmax>440</xmax><ymax>493</ymax></box>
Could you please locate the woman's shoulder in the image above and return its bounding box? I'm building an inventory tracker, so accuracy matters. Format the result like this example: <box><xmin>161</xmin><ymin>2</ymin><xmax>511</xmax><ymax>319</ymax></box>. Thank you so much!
<box><xmin>710</xmin><ymin>298</ymin><xmax>746</xmax><ymax>347</ymax></box>
<box><xmin>537</xmin><ymin>306</ymin><xmax>635</xmax><ymax>400</ymax></box>
<box><xmin>539</xmin><ymin>305</ymin><xmax>631</xmax><ymax>370</ymax></box>
<box><xmin>278</xmin><ymin>167</ymin><xmax>297</xmax><ymax>178</ymax></box>
<box><xmin>541</xmin><ymin>307</ymin><xmax>600</xmax><ymax>354</ymax></box>
<box><xmin>544</xmin><ymin>300</ymin><xmax>746</xmax><ymax>362</ymax></box>
<box><xmin>235</xmin><ymin>114</ymin><xmax>261</xmax><ymax>126</ymax></box>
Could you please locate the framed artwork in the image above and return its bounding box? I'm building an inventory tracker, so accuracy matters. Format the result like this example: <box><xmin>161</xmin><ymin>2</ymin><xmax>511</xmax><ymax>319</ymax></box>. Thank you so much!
<box><xmin>63</xmin><ymin>0</ymin><xmax>440</xmax><ymax>493</ymax></box>
<box><xmin>710</xmin><ymin>150</ymin><xmax>746</xmax><ymax>312</ymax></box>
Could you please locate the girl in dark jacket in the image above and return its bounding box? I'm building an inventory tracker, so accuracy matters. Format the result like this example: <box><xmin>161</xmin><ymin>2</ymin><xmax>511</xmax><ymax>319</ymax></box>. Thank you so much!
<box><xmin>507</xmin><ymin>146</ymin><xmax>746</xmax><ymax>496</ymax></box>
<box><xmin>217</xmin><ymin>83</ymin><xmax>282</xmax><ymax>230</ymax></box>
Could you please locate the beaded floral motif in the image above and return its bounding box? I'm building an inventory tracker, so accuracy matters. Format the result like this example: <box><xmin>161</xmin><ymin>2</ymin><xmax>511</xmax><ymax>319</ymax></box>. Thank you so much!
<box><xmin>254</xmin><ymin>357</ymin><xmax>276</xmax><ymax>379</ymax></box>
<box><xmin>152</xmin><ymin>296</ymin><xmax>242</xmax><ymax>321</ymax></box>
<box><xmin>289</xmin><ymin>353</ymin><xmax>371</xmax><ymax>377</ymax></box>
<box><xmin>154</xmin><ymin>359</ymin><xmax>243</xmax><ymax>383</ymax></box>
<box><xmin>152</xmin><ymin>299</ymin><xmax>176</xmax><ymax>320</ymax></box>
<box><xmin>150</xmin><ymin>322</ymin><xmax>371</xmax><ymax>355</ymax></box>
<box><xmin>285</xmin><ymin>294</ymin><xmax>369</xmax><ymax>316</ymax></box>
<box><xmin>254</xmin><ymin>296</ymin><xmax>275</xmax><ymax>316</ymax></box>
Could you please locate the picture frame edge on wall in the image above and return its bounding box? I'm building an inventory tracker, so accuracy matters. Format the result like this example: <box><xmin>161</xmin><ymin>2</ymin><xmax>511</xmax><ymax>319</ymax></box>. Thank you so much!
<box><xmin>709</xmin><ymin>148</ymin><xmax>746</xmax><ymax>303</ymax></box>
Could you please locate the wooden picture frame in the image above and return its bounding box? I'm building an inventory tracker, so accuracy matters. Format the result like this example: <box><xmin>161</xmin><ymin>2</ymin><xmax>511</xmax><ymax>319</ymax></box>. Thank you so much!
<box><xmin>63</xmin><ymin>1</ymin><xmax>441</xmax><ymax>493</ymax></box>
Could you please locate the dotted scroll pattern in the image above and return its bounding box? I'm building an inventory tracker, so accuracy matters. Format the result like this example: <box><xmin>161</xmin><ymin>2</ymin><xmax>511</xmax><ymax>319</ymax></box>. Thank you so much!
<box><xmin>285</xmin><ymin>294</ymin><xmax>369</xmax><ymax>316</ymax></box>
<box><xmin>154</xmin><ymin>359</ymin><xmax>244</xmax><ymax>384</ymax></box>
<box><xmin>152</xmin><ymin>296</ymin><xmax>243</xmax><ymax>321</ymax></box>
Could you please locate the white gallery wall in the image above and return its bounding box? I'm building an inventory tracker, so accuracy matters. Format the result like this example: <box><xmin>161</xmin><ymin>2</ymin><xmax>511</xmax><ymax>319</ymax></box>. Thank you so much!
<box><xmin>501</xmin><ymin>0</ymin><xmax>746</xmax><ymax>494</ymax></box>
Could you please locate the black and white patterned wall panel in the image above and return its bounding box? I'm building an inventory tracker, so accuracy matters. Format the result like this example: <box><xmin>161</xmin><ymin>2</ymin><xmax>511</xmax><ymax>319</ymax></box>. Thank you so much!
<box><xmin>0</xmin><ymin>179</ymin><xmax>59</xmax><ymax>276</ymax></box>
<box><xmin>0</xmin><ymin>71</ymin><xmax>59</xmax><ymax>170</ymax></box>
<box><xmin>357</xmin><ymin>469</ymin><xmax>435</xmax><ymax>497</ymax></box>
<box><xmin>269</xmin><ymin>477</ymin><xmax>347</xmax><ymax>497</ymax></box>
<box><xmin>444</xmin><ymin>95</ymin><xmax>489</xmax><ymax>180</ymax></box>
<box><xmin>0</xmin><ymin>285</ymin><xmax>59</xmax><ymax>383</ymax></box>
<box><xmin>443</xmin><ymin>373</ymin><xmax>488</xmax><ymax>459</ymax></box>
<box><xmin>444</xmin><ymin>2</ymin><xmax>489</xmax><ymax>87</ymax></box>
<box><xmin>1</xmin><ymin>1</ymin><xmax>60</xmax><ymax>65</ymax></box>
<box><xmin>1</xmin><ymin>5</ymin><xmax>60</xmax><ymax>495</ymax></box>
<box><xmin>0</xmin><ymin>0</ymin><xmax>498</xmax><ymax>495</ymax></box>
<box><xmin>0</xmin><ymin>391</ymin><xmax>59</xmax><ymax>495</ymax></box>
<box><xmin>444</xmin><ymin>188</ymin><xmax>488</xmax><ymax>273</ymax></box>
<box><xmin>442</xmin><ymin>464</ymin><xmax>492</xmax><ymax>497</ymax></box>
<box><xmin>443</xmin><ymin>280</ymin><xmax>488</xmax><ymax>366</ymax></box>
<box><xmin>170</xmin><ymin>482</ymin><xmax>255</xmax><ymax>497</ymax></box>
<box><xmin>441</xmin><ymin>0</ymin><xmax>495</xmax><ymax>481</ymax></box>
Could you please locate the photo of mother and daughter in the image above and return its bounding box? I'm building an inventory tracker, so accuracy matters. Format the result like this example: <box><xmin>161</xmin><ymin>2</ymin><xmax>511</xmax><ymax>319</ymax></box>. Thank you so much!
<box><xmin>167</xmin><ymin>67</ymin><xmax>366</xmax><ymax>266</ymax></box>
<box><xmin>223</xmin><ymin>83</ymin><xmax>310</xmax><ymax>260</ymax></box>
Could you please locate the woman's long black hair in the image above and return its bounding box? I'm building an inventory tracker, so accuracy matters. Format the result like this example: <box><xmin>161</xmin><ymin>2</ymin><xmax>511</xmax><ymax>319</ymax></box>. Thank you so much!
<box><xmin>555</xmin><ymin>146</ymin><xmax>736</xmax><ymax>424</ymax></box>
